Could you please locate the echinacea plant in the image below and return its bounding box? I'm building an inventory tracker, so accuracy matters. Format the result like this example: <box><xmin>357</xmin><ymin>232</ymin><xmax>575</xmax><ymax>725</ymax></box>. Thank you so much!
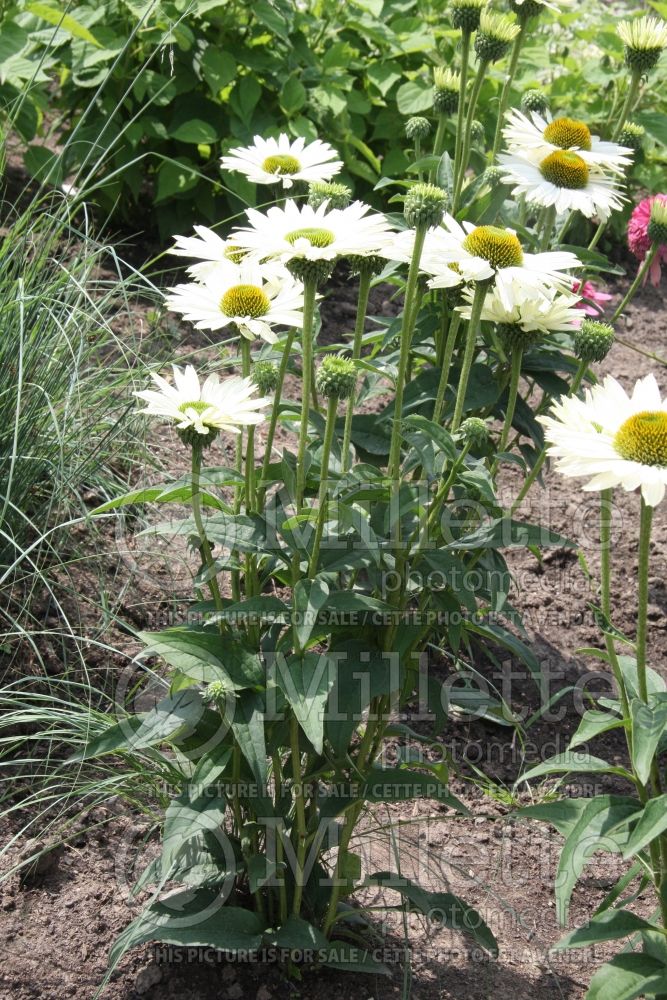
<box><xmin>79</xmin><ymin>6</ymin><xmax>667</xmax><ymax>997</ymax></box>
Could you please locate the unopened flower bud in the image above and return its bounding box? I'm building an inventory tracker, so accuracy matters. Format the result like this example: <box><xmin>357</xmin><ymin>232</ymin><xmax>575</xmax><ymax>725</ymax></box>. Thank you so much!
<box><xmin>253</xmin><ymin>360</ymin><xmax>279</xmax><ymax>394</ymax></box>
<box><xmin>460</xmin><ymin>417</ymin><xmax>490</xmax><ymax>447</ymax></box>
<box><xmin>618</xmin><ymin>121</ymin><xmax>645</xmax><ymax>155</ymax></box>
<box><xmin>497</xmin><ymin>322</ymin><xmax>540</xmax><ymax>353</ymax></box>
<box><xmin>405</xmin><ymin>116</ymin><xmax>431</xmax><ymax>141</ymax></box>
<box><xmin>520</xmin><ymin>89</ymin><xmax>549</xmax><ymax>116</ymax></box>
<box><xmin>483</xmin><ymin>166</ymin><xmax>505</xmax><ymax>189</ymax></box>
<box><xmin>316</xmin><ymin>356</ymin><xmax>357</xmax><ymax>400</ymax></box>
<box><xmin>510</xmin><ymin>0</ymin><xmax>544</xmax><ymax>21</ymax></box>
<box><xmin>475</xmin><ymin>11</ymin><xmax>520</xmax><ymax>63</ymax></box>
<box><xmin>618</xmin><ymin>15</ymin><xmax>667</xmax><ymax>74</ymax></box>
<box><xmin>348</xmin><ymin>253</ymin><xmax>385</xmax><ymax>276</ymax></box>
<box><xmin>451</xmin><ymin>0</ymin><xmax>487</xmax><ymax>33</ymax></box>
<box><xmin>648</xmin><ymin>197</ymin><xmax>667</xmax><ymax>246</ymax></box>
<box><xmin>308</xmin><ymin>181</ymin><xmax>352</xmax><ymax>210</ymax></box>
<box><xmin>287</xmin><ymin>258</ymin><xmax>333</xmax><ymax>286</ymax></box>
<box><xmin>573</xmin><ymin>319</ymin><xmax>615</xmax><ymax>363</ymax></box>
<box><xmin>404</xmin><ymin>182</ymin><xmax>447</xmax><ymax>229</ymax></box>
<box><xmin>433</xmin><ymin>68</ymin><xmax>460</xmax><ymax>115</ymax></box>
<box><xmin>470</xmin><ymin>120</ymin><xmax>485</xmax><ymax>145</ymax></box>
<box><xmin>205</xmin><ymin>680</ymin><xmax>227</xmax><ymax>704</ymax></box>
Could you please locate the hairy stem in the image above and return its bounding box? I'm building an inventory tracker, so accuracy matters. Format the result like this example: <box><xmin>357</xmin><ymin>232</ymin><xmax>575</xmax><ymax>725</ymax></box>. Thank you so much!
<box><xmin>342</xmin><ymin>268</ymin><xmax>372</xmax><ymax>472</ymax></box>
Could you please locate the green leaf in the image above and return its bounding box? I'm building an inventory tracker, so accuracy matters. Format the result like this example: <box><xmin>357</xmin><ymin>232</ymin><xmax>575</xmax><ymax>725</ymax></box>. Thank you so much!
<box><xmin>622</xmin><ymin>794</ymin><xmax>667</xmax><ymax>859</ymax></box>
<box><xmin>155</xmin><ymin>156</ymin><xmax>198</xmax><ymax>202</ymax></box>
<box><xmin>447</xmin><ymin>517</ymin><xmax>573</xmax><ymax>551</ymax></box>
<box><xmin>200</xmin><ymin>48</ymin><xmax>236</xmax><ymax>94</ymax></box>
<box><xmin>568</xmin><ymin>709</ymin><xmax>625</xmax><ymax>750</ymax></box>
<box><xmin>326</xmin><ymin>643</ymin><xmax>399</xmax><ymax>757</ymax></box>
<box><xmin>27</xmin><ymin>2</ymin><xmax>101</xmax><ymax>46</ymax></box>
<box><xmin>555</xmin><ymin>796</ymin><xmax>639</xmax><ymax>924</ymax></box>
<box><xmin>0</xmin><ymin>24</ymin><xmax>28</xmax><ymax>64</ymax></box>
<box><xmin>630</xmin><ymin>698</ymin><xmax>667</xmax><ymax>785</ymax></box>
<box><xmin>229</xmin><ymin>75</ymin><xmax>261</xmax><ymax>125</ymax></box>
<box><xmin>280</xmin><ymin>75</ymin><xmax>307</xmax><ymax>115</ymax></box>
<box><xmin>138</xmin><ymin>629</ymin><xmax>264</xmax><ymax>690</ymax></box>
<box><xmin>293</xmin><ymin>578</ymin><xmax>329</xmax><ymax>649</ymax></box>
<box><xmin>205</xmin><ymin>595</ymin><xmax>289</xmax><ymax>626</ymax></box>
<box><xmin>273</xmin><ymin>915</ymin><xmax>329</xmax><ymax>951</ymax></box>
<box><xmin>275</xmin><ymin>653</ymin><xmax>335</xmax><ymax>754</ymax></box>
<box><xmin>231</xmin><ymin>689</ymin><xmax>267</xmax><ymax>786</ymax></box>
<box><xmin>23</xmin><ymin>145</ymin><xmax>64</xmax><ymax>186</ymax></box>
<box><xmin>109</xmin><ymin>891</ymin><xmax>262</xmax><ymax>969</ymax></box>
<box><xmin>554</xmin><ymin>909</ymin><xmax>658</xmax><ymax>950</ymax></box>
<box><xmin>161</xmin><ymin>788</ymin><xmax>228</xmax><ymax>881</ymax></box>
<box><xmin>320</xmin><ymin>942</ymin><xmax>391</xmax><ymax>975</ymax></box>
<box><xmin>586</xmin><ymin>953</ymin><xmax>667</xmax><ymax>1000</ymax></box>
<box><xmin>517</xmin><ymin>798</ymin><xmax>593</xmax><ymax>839</ymax></box>
<box><xmin>518</xmin><ymin>751</ymin><xmax>633</xmax><ymax>784</ymax></box>
<box><xmin>396</xmin><ymin>78</ymin><xmax>432</xmax><ymax>114</ymax></box>
<box><xmin>247</xmin><ymin>855</ymin><xmax>280</xmax><ymax>895</ymax></box>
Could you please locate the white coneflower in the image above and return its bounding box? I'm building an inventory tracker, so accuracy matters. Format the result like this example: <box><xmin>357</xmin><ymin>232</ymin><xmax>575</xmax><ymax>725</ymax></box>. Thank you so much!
<box><xmin>502</xmin><ymin>109</ymin><xmax>633</xmax><ymax>175</ymax></box>
<box><xmin>617</xmin><ymin>16</ymin><xmax>667</xmax><ymax>73</ymax></box>
<box><xmin>540</xmin><ymin>373</ymin><xmax>667</xmax><ymax>507</ymax></box>
<box><xmin>220</xmin><ymin>134</ymin><xmax>343</xmax><ymax>189</ymax></box>
<box><xmin>458</xmin><ymin>281</ymin><xmax>583</xmax><ymax>336</ymax></box>
<box><xmin>499</xmin><ymin>149</ymin><xmax>625</xmax><ymax>221</ymax></box>
<box><xmin>135</xmin><ymin>365</ymin><xmax>270</xmax><ymax>440</ymax></box>
<box><xmin>165</xmin><ymin>259</ymin><xmax>304</xmax><ymax>344</ymax></box>
<box><xmin>231</xmin><ymin>199</ymin><xmax>396</xmax><ymax>266</ymax></box>
<box><xmin>419</xmin><ymin>215</ymin><xmax>582</xmax><ymax>308</ymax></box>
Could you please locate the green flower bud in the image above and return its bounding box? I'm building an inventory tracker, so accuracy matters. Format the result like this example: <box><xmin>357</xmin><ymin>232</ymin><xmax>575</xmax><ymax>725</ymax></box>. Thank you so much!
<box><xmin>618</xmin><ymin>121</ymin><xmax>645</xmax><ymax>156</ymax></box>
<box><xmin>573</xmin><ymin>319</ymin><xmax>615</xmax><ymax>363</ymax></box>
<box><xmin>316</xmin><ymin>356</ymin><xmax>357</xmax><ymax>400</ymax></box>
<box><xmin>404</xmin><ymin>182</ymin><xmax>447</xmax><ymax>229</ymax></box>
<box><xmin>470</xmin><ymin>120</ymin><xmax>485</xmax><ymax>145</ymax></box>
<box><xmin>510</xmin><ymin>0</ymin><xmax>543</xmax><ymax>21</ymax></box>
<box><xmin>308</xmin><ymin>181</ymin><xmax>352</xmax><ymax>210</ymax></box>
<box><xmin>460</xmin><ymin>417</ymin><xmax>490</xmax><ymax>447</ymax></box>
<box><xmin>520</xmin><ymin>89</ymin><xmax>550</xmax><ymax>116</ymax></box>
<box><xmin>432</xmin><ymin>68</ymin><xmax>460</xmax><ymax>115</ymax></box>
<box><xmin>253</xmin><ymin>360</ymin><xmax>279</xmax><ymax>394</ymax></box>
<box><xmin>648</xmin><ymin>198</ymin><xmax>667</xmax><ymax>246</ymax></box>
<box><xmin>287</xmin><ymin>258</ymin><xmax>334</xmax><ymax>286</ymax></box>
<box><xmin>451</xmin><ymin>0</ymin><xmax>487</xmax><ymax>33</ymax></box>
<box><xmin>497</xmin><ymin>322</ymin><xmax>540</xmax><ymax>353</ymax></box>
<box><xmin>483</xmin><ymin>165</ymin><xmax>505</xmax><ymax>188</ymax></box>
<box><xmin>618</xmin><ymin>16</ymin><xmax>667</xmax><ymax>73</ymax></box>
<box><xmin>205</xmin><ymin>680</ymin><xmax>226</xmax><ymax>704</ymax></box>
<box><xmin>177</xmin><ymin>426</ymin><xmax>219</xmax><ymax>449</ymax></box>
<box><xmin>348</xmin><ymin>253</ymin><xmax>386</xmax><ymax>276</ymax></box>
<box><xmin>475</xmin><ymin>11</ymin><xmax>520</xmax><ymax>63</ymax></box>
<box><xmin>405</xmin><ymin>116</ymin><xmax>431</xmax><ymax>140</ymax></box>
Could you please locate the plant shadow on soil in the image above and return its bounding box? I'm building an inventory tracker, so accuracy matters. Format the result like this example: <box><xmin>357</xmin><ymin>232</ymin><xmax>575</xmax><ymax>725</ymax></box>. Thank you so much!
<box><xmin>0</xmin><ymin>259</ymin><xmax>666</xmax><ymax>1000</ymax></box>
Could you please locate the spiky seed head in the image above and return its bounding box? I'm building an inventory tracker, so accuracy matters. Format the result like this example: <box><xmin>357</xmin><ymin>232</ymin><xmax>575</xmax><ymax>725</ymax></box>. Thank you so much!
<box><xmin>475</xmin><ymin>11</ymin><xmax>520</xmax><ymax>63</ymax></box>
<box><xmin>405</xmin><ymin>116</ymin><xmax>432</xmax><ymax>141</ymax></box>
<box><xmin>433</xmin><ymin>68</ymin><xmax>460</xmax><ymax>114</ymax></box>
<box><xmin>573</xmin><ymin>319</ymin><xmax>615</xmax><ymax>363</ymax></box>
<box><xmin>497</xmin><ymin>322</ymin><xmax>540</xmax><ymax>353</ymax></box>
<box><xmin>483</xmin><ymin>165</ymin><xmax>505</xmax><ymax>188</ymax></box>
<box><xmin>316</xmin><ymin>356</ymin><xmax>357</xmax><ymax>400</ymax></box>
<box><xmin>252</xmin><ymin>360</ymin><xmax>280</xmax><ymax>394</ymax></box>
<box><xmin>460</xmin><ymin>416</ymin><xmax>490</xmax><ymax>447</ymax></box>
<box><xmin>520</xmin><ymin>89</ymin><xmax>550</xmax><ymax>115</ymax></box>
<box><xmin>618</xmin><ymin>16</ymin><xmax>667</xmax><ymax>72</ymax></box>
<box><xmin>618</xmin><ymin>122</ymin><xmax>645</xmax><ymax>155</ymax></box>
<box><xmin>451</xmin><ymin>0</ymin><xmax>487</xmax><ymax>33</ymax></box>
<box><xmin>470</xmin><ymin>120</ymin><xmax>485</xmax><ymax>145</ymax></box>
<box><xmin>404</xmin><ymin>182</ymin><xmax>447</xmax><ymax>228</ymax></box>
<box><xmin>308</xmin><ymin>181</ymin><xmax>352</xmax><ymax>210</ymax></box>
<box><xmin>348</xmin><ymin>253</ymin><xmax>386</xmax><ymax>276</ymax></box>
<box><xmin>287</xmin><ymin>258</ymin><xmax>334</xmax><ymax>286</ymax></box>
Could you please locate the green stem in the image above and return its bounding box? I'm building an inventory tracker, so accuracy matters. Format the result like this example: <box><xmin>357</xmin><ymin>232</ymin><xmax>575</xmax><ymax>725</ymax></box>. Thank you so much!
<box><xmin>538</xmin><ymin>204</ymin><xmax>557</xmax><ymax>252</ymax></box>
<box><xmin>341</xmin><ymin>268</ymin><xmax>372</xmax><ymax>473</ymax></box>
<box><xmin>490</xmin><ymin>21</ymin><xmax>526</xmax><ymax>161</ymax></box>
<box><xmin>387</xmin><ymin>225</ymin><xmax>428</xmax><ymax>485</ymax></box>
<box><xmin>433</xmin><ymin>311</ymin><xmax>462</xmax><ymax>424</ymax></box>
<box><xmin>415</xmin><ymin>133</ymin><xmax>423</xmax><ymax>181</ymax></box>
<box><xmin>308</xmin><ymin>395</ymin><xmax>338</xmax><ymax>577</ymax></box>
<box><xmin>611</xmin><ymin>244</ymin><xmax>658</xmax><ymax>323</ymax></box>
<box><xmin>509</xmin><ymin>358</ymin><xmax>587</xmax><ymax>514</ymax></box>
<box><xmin>272</xmin><ymin>753</ymin><xmax>288</xmax><ymax>924</ymax></box>
<box><xmin>451</xmin><ymin>280</ymin><xmax>488</xmax><ymax>431</ymax></box>
<box><xmin>453</xmin><ymin>57</ymin><xmax>488</xmax><ymax>213</ymax></box>
<box><xmin>295</xmin><ymin>276</ymin><xmax>319</xmax><ymax>509</ymax></box>
<box><xmin>431</xmin><ymin>115</ymin><xmax>447</xmax><ymax>178</ymax></box>
<box><xmin>258</xmin><ymin>328</ymin><xmax>296</xmax><ymax>506</ymax></box>
<box><xmin>451</xmin><ymin>29</ymin><xmax>471</xmax><ymax>203</ymax></box>
<box><xmin>636</xmin><ymin>497</ymin><xmax>654</xmax><ymax>704</ymax></box>
<box><xmin>496</xmin><ymin>347</ymin><xmax>522</xmax><ymax>458</ymax></box>
<box><xmin>612</xmin><ymin>68</ymin><xmax>641</xmax><ymax>141</ymax></box>
<box><xmin>600</xmin><ymin>489</ymin><xmax>631</xmax><ymax>728</ymax></box>
<box><xmin>290</xmin><ymin>715</ymin><xmax>307</xmax><ymax>916</ymax></box>
<box><xmin>191</xmin><ymin>442</ymin><xmax>224</xmax><ymax>613</ymax></box>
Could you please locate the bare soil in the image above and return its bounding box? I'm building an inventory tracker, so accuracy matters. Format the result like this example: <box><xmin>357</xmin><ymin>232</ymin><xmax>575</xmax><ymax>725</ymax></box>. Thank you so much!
<box><xmin>1</xmin><ymin>271</ymin><xmax>666</xmax><ymax>1000</ymax></box>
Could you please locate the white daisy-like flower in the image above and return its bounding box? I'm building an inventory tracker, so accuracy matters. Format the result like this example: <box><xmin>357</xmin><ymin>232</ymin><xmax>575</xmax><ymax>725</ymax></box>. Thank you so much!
<box><xmin>457</xmin><ymin>280</ymin><xmax>583</xmax><ymax>334</ymax></box>
<box><xmin>135</xmin><ymin>365</ymin><xmax>270</xmax><ymax>438</ymax></box>
<box><xmin>232</xmin><ymin>199</ymin><xmax>396</xmax><ymax>264</ymax></box>
<box><xmin>540</xmin><ymin>374</ymin><xmax>667</xmax><ymax>507</ymax></box>
<box><xmin>618</xmin><ymin>16</ymin><xmax>667</xmax><ymax>72</ymax></box>
<box><xmin>220</xmin><ymin>134</ymin><xmax>343</xmax><ymax>190</ymax></box>
<box><xmin>169</xmin><ymin>225</ymin><xmax>249</xmax><ymax>281</ymax></box>
<box><xmin>380</xmin><ymin>227</ymin><xmax>462</xmax><ymax>287</ymax></box>
<box><xmin>499</xmin><ymin>150</ymin><xmax>625</xmax><ymax>221</ymax></box>
<box><xmin>165</xmin><ymin>258</ymin><xmax>304</xmax><ymax>344</ymax></box>
<box><xmin>502</xmin><ymin>109</ymin><xmax>633</xmax><ymax>175</ymax></box>
<box><xmin>418</xmin><ymin>214</ymin><xmax>582</xmax><ymax>309</ymax></box>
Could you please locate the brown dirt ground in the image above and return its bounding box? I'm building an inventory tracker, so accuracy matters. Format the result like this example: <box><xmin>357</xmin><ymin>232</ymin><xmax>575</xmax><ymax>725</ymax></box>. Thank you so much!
<box><xmin>1</xmin><ymin>268</ymin><xmax>666</xmax><ymax>1000</ymax></box>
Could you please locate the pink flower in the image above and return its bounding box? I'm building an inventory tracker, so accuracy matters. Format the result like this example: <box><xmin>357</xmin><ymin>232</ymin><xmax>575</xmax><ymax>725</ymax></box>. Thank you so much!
<box><xmin>571</xmin><ymin>280</ymin><xmax>613</xmax><ymax>317</ymax></box>
<box><xmin>627</xmin><ymin>194</ymin><xmax>667</xmax><ymax>286</ymax></box>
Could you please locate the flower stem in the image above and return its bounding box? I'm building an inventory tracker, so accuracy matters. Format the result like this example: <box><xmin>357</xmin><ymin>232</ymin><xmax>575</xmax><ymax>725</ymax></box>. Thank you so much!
<box><xmin>342</xmin><ymin>268</ymin><xmax>372</xmax><ymax>473</ymax></box>
<box><xmin>290</xmin><ymin>714</ymin><xmax>308</xmax><ymax>916</ymax></box>
<box><xmin>433</xmin><ymin>310</ymin><xmax>462</xmax><ymax>423</ymax></box>
<box><xmin>191</xmin><ymin>441</ymin><xmax>223</xmax><ymax>613</ymax></box>
<box><xmin>612</xmin><ymin>68</ymin><xmax>642</xmax><ymax>141</ymax></box>
<box><xmin>431</xmin><ymin>116</ymin><xmax>447</xmax><ymax>180</ymax></box>
<box><xmin>538</xmin><ymin>204</ymin><xmax>557</xmax><ymax>252</ymax></box>
<box><xmin>490</xmin><ymin>21</ymin><xmax>526</xmax><ymax>161</ymax></box>
<box><xmin>451</xmin><ymin>29</ymin><xmax>472</xmax><ymax>200</ymax></box>
<box><xmin>611</xmin><ymin>244</ymin><xmax>658</xmax><ymax>323</ymax></box>
<box><xmin>240</xmin><ymin>339</ymin><xmax>255</xmax><ymax>512</ymax></box>
<box><xmin>258</xmin><ymin>329</ymin><xmax>296</xmax><ymax>507</ymax></box>
<box><xmin>599</xmin><ymin>489</ymin><xmax>631</xmax><ymax>725</ymax></box>
<box><xmin>453</xmin><ymin>57</ymin><xmax>488</xmax><ymax>213</ymax></box>
<box><xmin>497</xmin><ymin>347</ymin><xmax>522</xmax><ymax>457</ymax></box>
<box><xmin>636</xmin><ymin>496</ymin><xmax>654</xmax><ymax>703</ymax></box>
<box><xmin>387</xmin><ymin>225</ymin><xmax>428</xmax><ymax>485</ymax></box>
<box><xmin>451</xmin><ymin>280</ymin><xmax>488</xmax><ymax>431</ymax></box>
<box><xmin>308</xmin><ymin>394</ymin><xmax>338</xmax><ymax>577</ymax></box>
<box><xmin>295</xmin><ymin>276</ymin><xmax>319</xmax><ymax>509</ymax></box>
